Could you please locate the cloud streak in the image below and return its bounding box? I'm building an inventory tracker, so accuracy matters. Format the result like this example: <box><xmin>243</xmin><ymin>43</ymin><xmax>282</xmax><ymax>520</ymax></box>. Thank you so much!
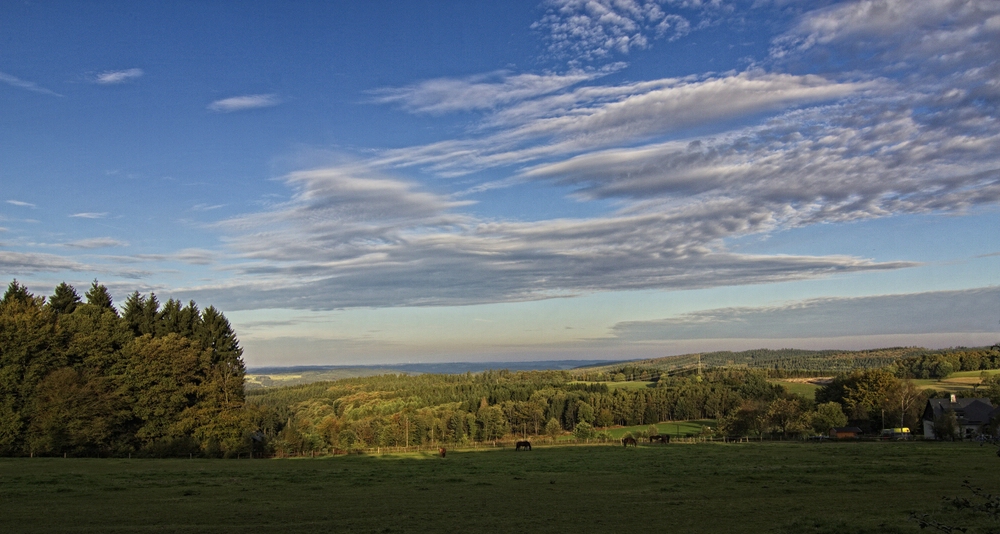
<box><xmin>0</xmin><ymin>251</ymin><xmax>90</xmax><ymax>274</ymax></box>
<box><xmin>180</xmin><ymin>161</ymin><xmax>912</xmax><ymax>311</ymax></box>
<box><xmin>611</xmin><ymin>287</ymin><xmax>1000</xmax><ymax>340</ymax></box>
<box><xmin>94</xmin><ymin>68</ymin><xmax>144</xmax><ymax>84</ymax></box>
<box><xmin>208</xmin><ymin>94</ymin><xmax>281</xmax><ymax>112</ymax></box>
<box><xmin>0</xmin><ymin>71</ymin><xmax>62</xmax><ymax>97</ymax></box>
<box><xmin>376</xmin><ymin>72</ymin><xmax>864</xmax><ymax>176</ymax></box>
<box><xmin>63</xmin><ymin>237</ymin><xmax>129</xmax><ymax>249</ymax></box>
<box><xmin>370</xmin><ymin>70</ymin><xmax>603</xmax><ymax>114</ymax></box>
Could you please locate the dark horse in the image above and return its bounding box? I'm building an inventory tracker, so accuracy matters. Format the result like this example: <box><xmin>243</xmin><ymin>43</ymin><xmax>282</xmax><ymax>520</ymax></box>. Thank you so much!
<box><xmin>648</xmin><ymin>435</ymin><xmax>670</xmax><ymax>444</ymax></box>
<box><xmin>515</xmin><ymin>440</ymin><xmax>532</xmax><ymax>451</ymax></box>
<box><xmin>438</xmin><ymin>447</ymin><xmax>446</xmax><ymax>458</ymax></box>
<box><xmin>622</xmin><ymin>437</ymin><xmax>637</xmax><ymax>448</ymax></box>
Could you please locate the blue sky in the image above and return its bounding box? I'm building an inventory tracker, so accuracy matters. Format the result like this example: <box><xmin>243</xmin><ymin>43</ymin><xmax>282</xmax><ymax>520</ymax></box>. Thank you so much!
<box><xmin>2</xmin><ymin>0</ymin><xmax>998</xmax><ymax>366</ymax></box>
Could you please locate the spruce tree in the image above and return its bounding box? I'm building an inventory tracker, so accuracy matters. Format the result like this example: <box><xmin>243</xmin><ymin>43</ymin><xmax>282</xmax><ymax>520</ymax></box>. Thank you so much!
<box><xmin>1</xmin><ymin>280</ymin><xmax>32</xmax><ymax>307</ymax></box>
<box><xmin>47</xmin><ymin>282</ymin><xmax>81</xmax><ymax>315</ymax></box>
<box><xmin>121</xmin><ymin>291</ymin><xmax>146</xmax><ymax>337</ymax></box>
<box><xmin>0</xmin><ymin>285</ymin><xmax>64</xmax><ymax>454</ymax></box>
<box><xmin>84</xmin><ymin>280</ymin><xmax>115</xmax><ymax>313</ymax></box>
<box><xmin>140</xmin><ymin>293</ymin><xmax>160</xmax><ymax>335</ymax></box>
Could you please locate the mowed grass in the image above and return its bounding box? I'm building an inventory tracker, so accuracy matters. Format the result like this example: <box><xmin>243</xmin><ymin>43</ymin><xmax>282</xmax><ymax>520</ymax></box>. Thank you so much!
<box><xmin>2</xmin><ymin>442</ymin><xmax>996</xmax><ymax>534</ymax></box>
<box><xmin>772</xmin><ymin>380</ymin><xmax>822</xmax><ymax>400</ymax></box>
<box><xmin>603</xmin><ymin>420</ymin><xmax>717</xmax><ymax>439</ymax></box>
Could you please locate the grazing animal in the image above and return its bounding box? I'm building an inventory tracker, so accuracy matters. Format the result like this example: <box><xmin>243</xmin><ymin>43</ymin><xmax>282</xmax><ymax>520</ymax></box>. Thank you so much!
<box><xmin>515</xmin><ymin>440</ymin><xmax>532</xmax><ymax>451</ymax></box>
<box><xmin>438</xmin><ymin>447</ymin><xmax>446</xmax><ymax>458</ymax></box>
<box><xmin>622</xmin><ymin>437</ymin><xmax>637</xmax><ymax>448</ymax></box>
<box><xmin>648</xmin><ymin>435</ymin><xmax>670</xmax><ymax>444</ymax></box>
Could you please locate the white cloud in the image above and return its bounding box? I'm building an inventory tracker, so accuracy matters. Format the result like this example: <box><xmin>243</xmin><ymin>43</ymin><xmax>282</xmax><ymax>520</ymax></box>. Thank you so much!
<box><xmin>126</xmin><ymin>248</ymin><xmax>219</xmax><ymax>265</ymax></box>
<box><xmin>69</xmin><ymin>212</ymin><xmax>108</xmax><ymax>219</ymax></box>
<box><xmin>0</xmin><ymin>71</ymin><xmax>62</xmax><ymax>97</ymax></box>
<box><xmin>0</xmin><ymin>251</ymin><xmax>89</xmax><ymax>274</ymax></box>
<box><xmin>772</xmin><ymin>0</ymin><xmax>1000</xmax><ymax>74</ymax></box>
<box><xmin>191</xmin><ymin>203</ymin><xmax>225</xmax><ymax>211</ymax></box>
<box><xmin>208</xmin><ymin>94</ymin><xmax>281</xmax><ymax>112</ymax></box>
<box><xmin>6</xmin><ymin>200</ymin><xmax>36</xmax><ymax>208</ymax></box>
<box><xmin>521</xmin><ymin>93</ymin><xmax>1000</xmax><ymax>224</ymax></box>
<box><xmin>94</xmin><ymin>68</ymin><xmax>144</xmax><ymax>84</ymax></box>
<box><xmin>532</xmin><ymin>0</ymin><xmax>715</xmax><ymax>63</ymax></box>
<box><xmin>376</xmin><ymin>72</ymin><xmax>866</xmax><ymax>176</ymax></box>
<box><xmin>63</xmin><ymin>237</ymin><xmax>129</xmax><ymax>249</ymax></box>
<box><xmin>130</xmin><ymin>1</ymin><xmax>1000</xmax><ymax>315</ymax></box>
<box><xmin>370</xmin><ymin>70</ymin><xmax>603</xmax><ymax>114</ymax></box>
<box><xmin>178</xmin><ymin>160</ymin><xmax>912</xmax><ymax>311</ymax></box>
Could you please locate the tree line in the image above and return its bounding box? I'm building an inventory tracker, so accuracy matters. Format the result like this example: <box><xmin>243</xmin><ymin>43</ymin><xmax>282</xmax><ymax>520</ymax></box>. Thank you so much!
<box><xmin>250</xmin><ymin>348</ymin><xmax>1000</xmax><ymax>455</ymax></box>
<box><xmin>0</xmin><ymin>280</ymin><xmax>253</xmax><ymax>457</ymax></box>
<box><xmin>574</xmin><ymin>346</ymin><xmax>1000</xmax><ymax>382</ymax></box>
<box><xmin>246</xmin><ymin>367</ymin><xmax>844</xmax><ymax>455</ymax></box>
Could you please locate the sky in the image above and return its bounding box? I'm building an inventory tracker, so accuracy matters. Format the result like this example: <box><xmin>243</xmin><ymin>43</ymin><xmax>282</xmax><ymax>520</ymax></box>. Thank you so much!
<box><xmin>1</xmin><ymin>0</ymin><xmax>998</xmax><ymax>366</ymax></box>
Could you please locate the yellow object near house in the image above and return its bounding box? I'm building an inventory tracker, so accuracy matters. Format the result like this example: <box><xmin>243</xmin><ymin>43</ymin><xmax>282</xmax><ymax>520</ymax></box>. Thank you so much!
<box><xmin>880</xmin><ymin>427</ymin><xmax>911</xmax><ymax>440</ymax></box>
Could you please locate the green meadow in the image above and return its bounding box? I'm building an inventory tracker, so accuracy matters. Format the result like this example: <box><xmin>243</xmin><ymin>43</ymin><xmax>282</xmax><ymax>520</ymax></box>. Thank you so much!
<box><xmin>1</xmin><ymin>441</ymin><xmax>996</xmax><ymax>533</ymax></box>
<box><xmin>771</xmin><ymin>379</ymin><xmax>823</xmax><ymax>400</ymax></box>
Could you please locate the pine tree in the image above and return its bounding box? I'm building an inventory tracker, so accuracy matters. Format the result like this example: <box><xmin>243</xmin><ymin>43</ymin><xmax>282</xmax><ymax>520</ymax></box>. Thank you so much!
<box><xmin>0</xmin><ymin>287</ymin><xmax>64</xmax><ymax>454</ymax></box>
<box><xmin>84</xmin><ymin>280</ymin><xmax>115</xmax><ymax>313</ymax></box>
<box><xmin>1</xmin><ymin>280</ymin><xmax>33</xmax><ymax>307</ymax></box>
<box><xmin>197</xmin><ymin>307</ymin><xmax>246</xmax><ymax>407</ymax></box>
<box><xmin>47</xmin><ymin>282</ymin><xmax>81</xmax><ymax>315</ymax></box>
<box><xmin>120</xmin><ymin>291</ymin><xmax>146</xmax><ymax>336</ymax></box>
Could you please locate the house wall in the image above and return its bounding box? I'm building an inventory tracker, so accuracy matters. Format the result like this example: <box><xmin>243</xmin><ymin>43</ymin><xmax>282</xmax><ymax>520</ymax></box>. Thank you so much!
<box><xmin>923</xmin><ymin>420</ymin><xmax>935</xmax><ymax>439</ymax></box>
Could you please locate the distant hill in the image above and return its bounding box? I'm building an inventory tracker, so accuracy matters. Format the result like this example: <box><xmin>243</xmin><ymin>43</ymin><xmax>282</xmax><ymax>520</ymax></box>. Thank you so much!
<box><xmin>245</xmin><ymin>360</ymin><xmax>616</xmax><ymax>389</ymax></box>
<box><xmin>246</xmin><ymin>347</ymin><xmax>999</xmax><ymax>389</ymax></box>
<box><xmin>570</xmin><ymin>347</ymin><xmax>938</xmax><ymax>380</ymax></box>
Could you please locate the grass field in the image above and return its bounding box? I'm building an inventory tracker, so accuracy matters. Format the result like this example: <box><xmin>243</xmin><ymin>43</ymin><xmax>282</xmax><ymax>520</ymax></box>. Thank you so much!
<box><xmin>772</xmin><ymin>380</ymin><xmax>822</xmax><ymax>399</ymax></box>
<box><xmin>2</xmin><ymin>441</ymin><xmax>997</xmax><ymax>533</ymax></box>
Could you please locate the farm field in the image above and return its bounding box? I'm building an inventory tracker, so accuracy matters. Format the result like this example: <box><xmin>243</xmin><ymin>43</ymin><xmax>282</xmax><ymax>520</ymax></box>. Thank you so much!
<box><xmin>601</xmin><ymin>419</ymin><xmax>717</xmax><ymax>439</ymax></box>
<box><xmin>771</xmin><ymin>379</ymin><xmax>824</xmax><ymax>399</ymax></box>
<box><xmin>1</xmin><ymin>441</ymin><xmax>995</xmax><ymax>533</ymax></box>
<box><xmin>912</xmin><ymin>369</ymin><xmax>1000</xmax><ymax>393</ymax></box>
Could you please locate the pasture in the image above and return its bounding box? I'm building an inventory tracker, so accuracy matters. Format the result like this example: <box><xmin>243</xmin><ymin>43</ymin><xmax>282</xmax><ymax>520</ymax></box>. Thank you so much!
<box><xmin>771</xmin><ymin>379</ymin><xmax>824</xmax><ymax>400</ymax></box>
<box><xmin>1</xmin><ymin>441</ymin><xmax>995</xmax><ymax>533</ymax></box>
<box><xmin>911</xmin><ymin>369</ymin><xmax>1000</xmax><ymax>394</ymax></box>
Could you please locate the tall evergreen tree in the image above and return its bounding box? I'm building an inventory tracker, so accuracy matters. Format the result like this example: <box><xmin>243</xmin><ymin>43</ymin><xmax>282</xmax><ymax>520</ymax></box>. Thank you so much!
<box><xmin>0</xmin><ymin>287</ymin><xmax>64</xmax><ymax>455</ymax></box>
<box><xmin>140</xmin><ymin>293</ymin><xmax>160</xmax><ymax>335</ymax></box>
<box><xmin>121</xmin><ymin>291</ymin><xmax>146</xmax><ymax>337</ymax></box>
<box><xmin>1</xmin><ymin>280</ymin><xmax>33</xmax><ymax>307</ymax></box>
<box><xmin>84</xmin><ymin>280</ymin><xmax>115</xmax><ymax>314</ymax></box>
<box><xmin>197</xmin><ymin>306</ymin><xmax>246</xmax><ymax>407</ymax></box>
<box><xmin>157</xmin><ymin>299</ymin><xmax>188</xmax><ymax>337</ymax></box>
<box><xmin>47</xmin><ymin>282</ymin><xmax>81</xmax><ymax>315</ymax></box>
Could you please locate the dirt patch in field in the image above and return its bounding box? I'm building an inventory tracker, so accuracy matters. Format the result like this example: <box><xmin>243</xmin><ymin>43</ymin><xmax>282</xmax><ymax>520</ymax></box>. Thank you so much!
<box><xmin>780</xmin><ymin>377</ymin><xmax>833</xmax><ymax>385</ymax></box>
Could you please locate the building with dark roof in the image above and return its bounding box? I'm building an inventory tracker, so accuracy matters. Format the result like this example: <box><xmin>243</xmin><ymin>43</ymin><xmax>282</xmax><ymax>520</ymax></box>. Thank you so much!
<box><xmin>922</xmin><ymin>395</ymin><xmax>996</xmax><ymax>439</ymax></box>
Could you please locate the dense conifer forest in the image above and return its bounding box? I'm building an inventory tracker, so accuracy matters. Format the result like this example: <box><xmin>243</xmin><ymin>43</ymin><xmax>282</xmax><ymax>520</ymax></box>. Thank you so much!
<box><xmin>0</xmin><ymin>280</ymin><xmax>253</xmax><ymax>457</ymax></box>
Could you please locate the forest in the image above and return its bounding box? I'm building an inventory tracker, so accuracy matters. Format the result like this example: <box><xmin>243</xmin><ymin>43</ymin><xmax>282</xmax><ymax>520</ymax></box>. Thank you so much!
<box><xmin>573</xmin><ymin>346</ymin><xmax>1000</xmax><ymax>381</ymax></box>
<box><xmin>0</xmin><ymin>280</ymin><xmax>253</xmax><ymax>457</ymax></box>
<box><xmin>249</xmin><ymin>359</ymin><xmax>1000</xmax><ymax>456</ymax></box>
<box><xmin>3</xmin><ymin>277</ymin><xmax>999</xmax><ymax>458</ymax></box>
